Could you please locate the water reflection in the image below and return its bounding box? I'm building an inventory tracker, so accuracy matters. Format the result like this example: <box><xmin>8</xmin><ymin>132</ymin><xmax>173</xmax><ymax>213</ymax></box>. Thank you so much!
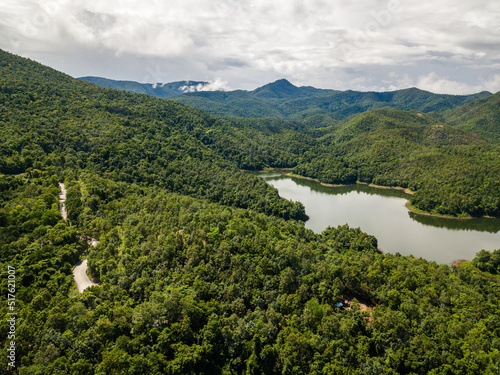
<box><xmin>408</xmin><ymin>212</ymin><xmax>500</xmax><ymax>233</ymax></box>
<box><xmin>261</xmin><ymin>172</ymin><xmax>500</xmax><ymax>234</ymax></box>
<box><xmin>254</xmin><ymin>171</ymin><xmax>500</xmax><ymax>264</ymax></box>
<box><xmin>284</xmin><ymin>175</ymin><xmax>409</xmax><ymax>199</ymax></box>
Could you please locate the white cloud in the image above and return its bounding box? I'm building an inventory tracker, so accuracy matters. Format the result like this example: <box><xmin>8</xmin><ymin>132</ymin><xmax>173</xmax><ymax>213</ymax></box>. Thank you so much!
<box><xmin>179</xmin><ymin>78</ymin><xmax>229</xmax><ymax>92</ymax></box>
<box><xmin>0</xmin><ymin>0</ymin><xmax>499</xmax><ymax>93</ymax></box>
<box><xmin>417</xmin><ymin>72</ymin><xmax>500</xmax><ymax>95</ymax></box>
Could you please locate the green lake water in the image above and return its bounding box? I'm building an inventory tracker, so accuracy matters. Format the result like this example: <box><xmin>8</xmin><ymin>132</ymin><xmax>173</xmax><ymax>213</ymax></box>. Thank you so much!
<box><xmin>257</xmin><ymin>172</ymin><xmax>500</xmax><ymax>264</ymax></box>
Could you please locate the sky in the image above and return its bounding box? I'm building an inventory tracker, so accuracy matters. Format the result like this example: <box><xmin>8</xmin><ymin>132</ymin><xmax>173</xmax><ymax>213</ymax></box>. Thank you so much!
<box><xmin>1</xmin><ymin>0</ymin><xmax>500</xmax><ymax>94</ymax></box>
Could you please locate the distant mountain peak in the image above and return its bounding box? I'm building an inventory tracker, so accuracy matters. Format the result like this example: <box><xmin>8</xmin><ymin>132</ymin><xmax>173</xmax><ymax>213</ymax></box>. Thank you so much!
<box><xmin>272</xmin><ymin>78</ymin><xmax>295</xmax><ymax>86</ymax></box>
<box><xmin>259</xmin><ymin>78</ymin><xmax>297</xmax><ymax>90</ymax></box>
<box><xmin>252</xmin><ymin>78</ymin><xmax>301</xmax><ymax>99</ymax></box>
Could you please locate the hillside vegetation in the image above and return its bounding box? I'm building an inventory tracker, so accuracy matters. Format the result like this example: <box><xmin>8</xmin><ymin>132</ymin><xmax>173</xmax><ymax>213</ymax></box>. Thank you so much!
<box><xmin>292</xmin><ymin>109</ymin><xmax>500</xmax><ymax>218</ymax></box>
<box><xmin>0</xmin><ymin>51</ymin><xmax>305</xmax><ymax>221</ymax></box>
<box><xmin>443</xmin><ymin>92</ymin><xmax>500</xmax><ymax>141</ymax></box>
<box><xmin>1</xmin><ymin>50</ymin><xmax>500</xmax><ymax>374</ymax></box>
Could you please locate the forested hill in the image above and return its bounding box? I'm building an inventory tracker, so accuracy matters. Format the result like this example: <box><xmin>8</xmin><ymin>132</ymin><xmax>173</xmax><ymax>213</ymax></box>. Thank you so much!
<box><xmin>2</xmin><ymin>49</ymin><xmax>500</xmax><ymax>374</ymax></box>
<box><xmin>291</xmin><ymin>109</ymin><xmax>500</xmax><ymax>218</ymax></box>
<box><xmin>444</xmin><ymin>91</ymin><xmax>500</xmax><ymax>141</ymax></box>
<box><xmin>79</xmin><ymin>76</ymin><xmax>491</xmax><ymax>126</ymax></box>
<box><xmin>0</xmin><ymin>50</ymin><xmax>305</xmax><ymax>220</ymax></box>
<box><xmin>3</xmin><ymin>49</ymin><xmax>500</xmax><ymax>218</ymax></box>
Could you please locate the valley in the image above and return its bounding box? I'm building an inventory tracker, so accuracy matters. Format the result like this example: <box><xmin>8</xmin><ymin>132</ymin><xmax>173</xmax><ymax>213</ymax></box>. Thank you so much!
<box><xmin>1</xmin><ymin>49</ymin><xmax>500</xmax><ymax>374</ymax></box>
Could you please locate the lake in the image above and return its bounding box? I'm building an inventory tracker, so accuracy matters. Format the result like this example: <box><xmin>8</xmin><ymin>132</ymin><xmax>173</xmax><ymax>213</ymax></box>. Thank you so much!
<box><xmin>256</xmin><ymin>172</ymin><xmax>500</xmax><ymax>264</ymax></box>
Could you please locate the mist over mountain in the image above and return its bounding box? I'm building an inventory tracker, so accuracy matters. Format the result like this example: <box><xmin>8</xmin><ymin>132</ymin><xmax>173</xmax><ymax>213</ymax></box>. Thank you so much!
<box><xmin>79</xmin><ymin>77</ymin><xmax>212</xmax><ymax>97</ymax></box>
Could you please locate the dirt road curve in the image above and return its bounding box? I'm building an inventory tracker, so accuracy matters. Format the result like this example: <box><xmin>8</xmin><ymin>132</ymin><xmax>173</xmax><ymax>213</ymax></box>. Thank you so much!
<box><xmin>73</xmin><ymin>260</ymin><xmax>98</xmax><ymax>293</ymax></box>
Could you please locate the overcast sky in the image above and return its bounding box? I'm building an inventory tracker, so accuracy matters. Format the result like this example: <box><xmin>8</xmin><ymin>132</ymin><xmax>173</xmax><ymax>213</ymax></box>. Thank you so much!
<box><xmin>1</xmin><ymin>0</ymin><xmax>499</xmax><ymax>94</ymax></box>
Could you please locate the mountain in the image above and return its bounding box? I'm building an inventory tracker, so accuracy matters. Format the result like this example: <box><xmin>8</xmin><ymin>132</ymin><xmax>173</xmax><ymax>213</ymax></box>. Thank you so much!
<box><xmin>80</xmin><ymin>76</ymin><xmax>492</xmax><ymax>125</ymax></box>
<box><xmin>77</xmin><ymin>74</ymin><xmax>500</xmax><ymax>218</ymax></box>
<box><xmin>6</xmin><ymin>52</ymin><xmax>499</xmax><ymax>218</ymax></box>
<box><xmin>173</xmin><ymin>89</ymin><xmax>285</xmax><ymax>118</ymax></box>
<box><xmin>251</xmin><ymin>78</ymin><xmax>322</xmax><ymax>100</ymax></box>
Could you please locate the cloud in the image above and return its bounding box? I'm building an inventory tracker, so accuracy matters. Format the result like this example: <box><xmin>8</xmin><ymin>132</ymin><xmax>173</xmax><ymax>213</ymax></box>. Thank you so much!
<box><xmin>0</xmin><ymin>0</ymin><xmax>499</xmax><ymax>93</ymax></box>
<box><xmin>417</xmin><ymin>72</ymin><xmax>500</xmax><ymax>95</ymax></box>
<box><xmin>179</xmin><ymin>78</ymin><xmax>229</xmax><ymax>93</ymax></box>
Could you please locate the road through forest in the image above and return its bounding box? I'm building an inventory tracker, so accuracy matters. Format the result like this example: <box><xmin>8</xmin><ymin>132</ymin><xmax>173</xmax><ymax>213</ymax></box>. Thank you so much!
<box><xmin>59</xmin><ymin>182</ymin><xmax>99</xmax><ymax>293</ymax></box>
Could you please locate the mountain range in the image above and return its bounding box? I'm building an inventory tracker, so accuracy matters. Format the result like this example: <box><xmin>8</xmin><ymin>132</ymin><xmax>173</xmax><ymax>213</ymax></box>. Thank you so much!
<box><xmin>79</xmin><ymin>76</ymin><xmax>492</xmax><ymax>126</ymax></box>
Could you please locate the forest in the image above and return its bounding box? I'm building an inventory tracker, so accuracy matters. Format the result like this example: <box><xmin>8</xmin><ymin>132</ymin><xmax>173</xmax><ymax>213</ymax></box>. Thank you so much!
<box><xmin>1</xmin><ymin>49</ymin><xmax>500</xmax><ymax>374</ymax></box>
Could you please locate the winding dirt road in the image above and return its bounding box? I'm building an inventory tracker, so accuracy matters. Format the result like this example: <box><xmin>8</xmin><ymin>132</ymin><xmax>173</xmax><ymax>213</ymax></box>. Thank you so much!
<box><xmin>59</xmin><ymin>182</ymin><xmax>100</xmax><ymax>293</ymax></box>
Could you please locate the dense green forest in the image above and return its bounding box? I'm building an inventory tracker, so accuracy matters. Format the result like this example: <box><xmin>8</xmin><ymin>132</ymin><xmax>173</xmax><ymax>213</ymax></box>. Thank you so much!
<box><xmin>2</xmin><ymin>49</ymin><xmax>500</xmax><ymax>374</ymax></box>
<box><xmin>2</xmin><ymin>170</ymin><xmax>500</xmax><ymax>374</ymax></box>
<box><xmin>290</xmin><ymin>109</ymin><xmax>500</xmax><ymax>218</ymax></box>
<box><xmin>443</xmin><ymin>92</ymin><xmax>500</xmax><ymax>141</ymax></box>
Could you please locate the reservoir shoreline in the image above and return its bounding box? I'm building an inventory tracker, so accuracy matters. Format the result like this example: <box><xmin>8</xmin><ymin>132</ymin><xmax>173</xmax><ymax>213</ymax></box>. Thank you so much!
<box><xmin>256</xmin><ymin>171</ymin><xmax>500</xmax><ymax>264</ymax></box>
<box><xmin>280</xmin><ymin>172</ymin><xmax>497</xmax><ymax>221</ymax></box>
